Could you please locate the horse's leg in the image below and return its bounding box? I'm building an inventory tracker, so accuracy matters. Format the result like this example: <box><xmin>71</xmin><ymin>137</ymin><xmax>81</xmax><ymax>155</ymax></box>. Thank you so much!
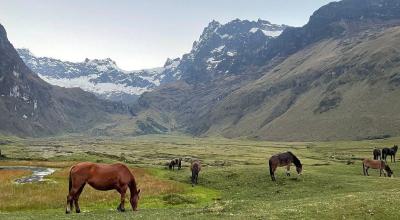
<box><xmin>362</xmin><ymin>164</ymin><xmax>366</xmax><ymax>176</ymax></box>
<box><xmin>66</xmin><ymin>187</ymin><xmax>77</xmax><ymax>214</ymax></box>
<box><xmin>117</xmin><ymin>185</ymin><xmax>128</xmax><ymax>212</ymax></box>
<box><xmin>66</xmin><ymin>193</ymin><xmax>74</xmax><ymax>214</ymax></box>
<box><xmin>269</xmin><ymin>161</ymin><xmax>276</xmax><ymax>181</ymax></box>
<box><xmin>271</xmin><ymin>167</ymin><xmax>277</xmax><ymax>181</ymax></box>
<box><xmin>286</xmin><ymin>165</ymin><xmax>291</xmax><ymax>176</ymax></box>
<box><xmin>74</xmin><ymin>183</ymin><xmax>86</xmax><ymax>213</ymax></box>
<box><xmin>366</xmin><ymin>167</ymin><xmax>369</xmax><ymax>176</ymax></box>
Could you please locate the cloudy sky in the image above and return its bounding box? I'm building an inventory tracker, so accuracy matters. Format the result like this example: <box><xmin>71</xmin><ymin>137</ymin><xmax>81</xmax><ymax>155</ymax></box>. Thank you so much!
<box><xmin>0</xmin><ymin>0</ymin><xmax>332</xmax><ymax>70</ymax></box>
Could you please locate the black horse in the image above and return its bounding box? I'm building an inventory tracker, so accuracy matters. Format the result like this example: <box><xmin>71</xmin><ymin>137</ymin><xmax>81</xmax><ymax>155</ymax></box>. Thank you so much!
<box><xmin>382</xmin><ymin>145</ymin><xmax>398</xmax><ymax>163</ymax></box>
<box><xmin>190</xmin><ymin>160</ymin><xmax>201</xmax><ymax>186</ymax></box>
<box><xmin>269</xmin><ymin>151</ymin><xmax>302</xmax><ymax>181</ymax></box>
<box><xmin>168</xmin><ymin>158</ymin><xmax>182</xmax><ymax>170</ymax></box>
<box><xmin>373</xmin><ymin>148</ymin><xmax>381</xmax><ymax>160</ymax></box>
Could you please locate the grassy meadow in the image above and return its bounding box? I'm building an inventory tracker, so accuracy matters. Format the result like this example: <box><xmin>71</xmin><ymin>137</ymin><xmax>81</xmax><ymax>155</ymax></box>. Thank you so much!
<box><xmin>0</xmin><ymin>134</ymin><xmax>400</xmax><ymax>219</ymax></box>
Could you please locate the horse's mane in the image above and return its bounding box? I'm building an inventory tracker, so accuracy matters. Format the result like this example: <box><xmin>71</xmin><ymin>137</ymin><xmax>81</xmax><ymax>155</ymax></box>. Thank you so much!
<box><xmin>385</xmin><ymin>164</ymin><xmax>393</xmax><ymax>173</ymax></box>
<box><xmin>128</xmin><ymin>172</ymin><xmax>138</xmax><ymax>193</ymax></box>
<box><xmin>287</xmin><ymin>151</ymin><xmax>302</xmax><ymax>167</ymax></box>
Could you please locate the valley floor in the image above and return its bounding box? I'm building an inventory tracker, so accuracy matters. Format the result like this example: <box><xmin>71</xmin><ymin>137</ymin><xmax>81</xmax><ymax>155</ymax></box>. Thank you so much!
<box><xmin>0</xmin><ymin>135</ymin><xmax>399</xmax><ymax>219</ymax></box>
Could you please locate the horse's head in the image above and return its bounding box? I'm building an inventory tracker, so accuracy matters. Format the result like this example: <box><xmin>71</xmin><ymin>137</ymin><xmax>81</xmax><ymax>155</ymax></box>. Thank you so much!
<box><xmin>385</xmin><ymin>165</ymin><xmax>393</xmax><ymax>177</ymax></box>
<box><xmin>130</xmin><ymin>189</ymin><xmax>141</xmax><ymax>211</ymax></box>
<box><xmin>296</xmin><ymin>165</ymin><xmax>303</xmax><ymax>175</ymax></box>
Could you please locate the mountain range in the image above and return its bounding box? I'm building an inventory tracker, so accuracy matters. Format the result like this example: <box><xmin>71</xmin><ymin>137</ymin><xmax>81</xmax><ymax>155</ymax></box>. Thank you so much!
<box><xmin>4</xmin><ymin>0</ymin><xmax>400</xmax><ymax>141</ymax></box>
<box><xmin>17</xmin><ymin>49</ymin><xmax>181</xmax><ymax>103</ymax></box>
<box><xmin>128</xmin><ymin>0</ymin><xmax>400</xmax><ymax>141</ymax></box>
<box><xmin>17</xmin><ymin>19</ymin><xmax>287</xmax><ymax>103</ymax></box>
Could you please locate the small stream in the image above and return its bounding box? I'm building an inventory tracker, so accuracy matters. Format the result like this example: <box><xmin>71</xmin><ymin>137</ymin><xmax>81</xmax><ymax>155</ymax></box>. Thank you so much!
<box><xmin>0</xmin><ymin>166</ymin><xmax>56</xmax><ymax>183</ymax></box>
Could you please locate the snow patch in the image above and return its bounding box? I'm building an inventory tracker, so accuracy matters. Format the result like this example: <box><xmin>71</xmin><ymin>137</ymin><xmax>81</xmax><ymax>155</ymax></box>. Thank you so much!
<box><xmin>33</xmin><ymin>100</ymin><xmax>38</xmax><ymax>111</ymax></box>
<box><xmin>249</xmin><ymin>28</ymin><xmax>283</xmax><ymax>37</ymax></box>
<box><xmin>212</xmin><ymin>45</ymin><xmax>225</xmax><ymax>54</ymax></box>
<box><xmin>227</xmin><ymin>51</ymin><xmax>237</xmax><ymax>57</ymax></box>
<box><xmin>38</xmin><ymin>74</ymin><xmax>150</xmax><ymax>96</ymax></box>
<box><xmin>13</xmin><ymin>71</ymin><xmax>20</xmax><ymax>78</ymax></box>
<box><xmin>10</xmin><ymin>86</ymin><xmax>20</xmax><ymax>98</ymax></box>
<box><xmin>206</xmin><ymin>57</ymin><xmax>222</xmax><ymax>70</ymax></box>
<box><xmin>261</xmin><ymin>30</ymin><xmax>283</xmax><ymax>37</ymax></box>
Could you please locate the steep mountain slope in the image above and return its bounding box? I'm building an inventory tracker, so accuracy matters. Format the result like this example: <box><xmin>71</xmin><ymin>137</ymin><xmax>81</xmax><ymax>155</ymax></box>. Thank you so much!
<box><xmin>207</xmin><ymin>26</ymin><xmax>400</xmax><ymax>141</ymax></box>
<box><xmin>133</xmin><ymin>0</ymin><xmax>400</xmax><ymax>141</ymax></box>
<box><xmin>0</xmin><ymin>23</ymin><xmax>129</xmax><ymax>137</ymax></box>
<box><xmin>176</xmin><ymin>19</ymin><xmax>287</xmax><ymax>83</ymax></box>
<box><xmin>17</xmin><ymin>49</ymin><xmax>180</xmax><ymax>103</ymax></box>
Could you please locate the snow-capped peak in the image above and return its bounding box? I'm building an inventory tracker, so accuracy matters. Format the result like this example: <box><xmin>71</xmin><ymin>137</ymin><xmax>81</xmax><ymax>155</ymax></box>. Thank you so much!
<box><xmin>84</xmin><ymin>58</ymin><xmax>120</xmax><ymax>72</ymax></box>
<box><xmin>17</xmin><ymin>49</ymin><xmax>182</xmax><ymax>103</ymax></box>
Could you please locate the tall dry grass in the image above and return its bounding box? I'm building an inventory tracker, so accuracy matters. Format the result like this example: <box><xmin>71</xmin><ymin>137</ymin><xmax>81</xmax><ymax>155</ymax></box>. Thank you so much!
<box><xmin>0</xmin><ymin>163</ymin><xmax>182</xmax><ymax>211</ymax></box>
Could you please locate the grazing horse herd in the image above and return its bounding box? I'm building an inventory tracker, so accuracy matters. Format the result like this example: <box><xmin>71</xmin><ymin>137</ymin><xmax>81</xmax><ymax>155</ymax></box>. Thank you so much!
<box><xmin>65</xmin><ymin>144</ymin><xmax>398</xmax><ymax>214</ymax></box>
<box><xmin>363</xmin><ymin>145</ymin><xmax>398</xmax><ymax>178</ymax></box>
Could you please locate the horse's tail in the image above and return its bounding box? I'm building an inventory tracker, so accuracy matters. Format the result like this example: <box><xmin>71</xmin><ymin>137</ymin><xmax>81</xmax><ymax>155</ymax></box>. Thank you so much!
<box><xmin>269</xmin><ymin>159</ymin><xmax>273</xmax><ymax>176</ymax></box>
<box><xmin>68</xmin><ymin>167</ymin><xmax>73</xmax><ymax>193</ymax></box>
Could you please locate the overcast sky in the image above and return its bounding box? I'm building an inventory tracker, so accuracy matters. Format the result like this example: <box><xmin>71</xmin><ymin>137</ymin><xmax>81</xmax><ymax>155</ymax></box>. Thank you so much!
<box><xmin>0</xmin><ymin>0</ymin><xmax>333</xmax><ymax>70</ymax></box>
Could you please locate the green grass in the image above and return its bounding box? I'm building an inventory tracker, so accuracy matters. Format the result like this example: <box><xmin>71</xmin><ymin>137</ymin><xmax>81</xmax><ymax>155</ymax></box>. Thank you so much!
<box><xmin>0</xmin><ymin>134</ymin><xmax>400</xmax><ymax>219</ymax></box>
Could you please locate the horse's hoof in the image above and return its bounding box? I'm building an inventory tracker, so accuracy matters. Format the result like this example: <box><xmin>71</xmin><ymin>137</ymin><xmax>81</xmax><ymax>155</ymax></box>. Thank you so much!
<box><xmin>76</xmin><ymin>209</ymin><xmax>81</xmax><ymax>214</ymax></box>
<box><xmin>65</xmin><ymin>210</ymin><xmax>71</xmax><ymax>214</ymax></box>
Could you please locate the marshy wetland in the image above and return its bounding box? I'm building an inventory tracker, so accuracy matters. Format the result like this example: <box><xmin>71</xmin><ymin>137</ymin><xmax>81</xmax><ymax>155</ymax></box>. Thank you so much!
<box><xmin>0</xmin><ymin>134</ymin><xmax>400</xmax><ymax>219</ymax></box>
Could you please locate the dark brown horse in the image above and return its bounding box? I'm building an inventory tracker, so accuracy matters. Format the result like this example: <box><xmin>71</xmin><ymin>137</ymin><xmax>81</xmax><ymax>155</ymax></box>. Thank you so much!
<box><xmin>269</xmin><ymin>152</ymin><xmax>302</xmax><ymax>181</ymax></box>
<box><xmin>190</xmin><ymin>160</ymin><xmax>201</xmax><ymax>186</ymax></box>
<box><xmin>168</xmin><ymin>158</ymin><xmax>182</xmax><ymax>170</ymax></box>
<box><xmin>382</xmin><ymin>145</ymin><xmax>398</xmax><ymax>163</ymax></box>
<box><xmin>362</xmin><ymin>158</ymin><xmax>393</xmax><ymax>177</ymax></box>
<box><xmin>66</xmin><ymin>162</ymin><xmax>140</xmax><ymax>214</ymax></box>
<box><xmin>373</xmin><ymin>148</ymin><xmax>381</xmax><ymax>160</ymax></box>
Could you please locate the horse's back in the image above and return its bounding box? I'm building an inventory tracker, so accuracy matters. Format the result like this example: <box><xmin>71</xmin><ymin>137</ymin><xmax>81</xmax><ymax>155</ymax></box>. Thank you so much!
<box><xmin>269</xmin><ymin>152</ymin><xmax>291</xmax><ymax>167</ymax></box>
<box><xmin>71</xmin><ymin>162</ymin><xmax>133</xmax><ymax>181</ymax></box>
<box><xmin>70</xmin><ymin>162</ymin><xmax>96</xmax><ymax>175</ymax></box>
<box><xmin>191</xmin><ymin>161</ymin><xmax>201</xmax><ymax>171</ymax></box>
<box><xmin>363</xmin><ymin>158</ymin><xmax>384</xmax><ymax>168</ymax></box>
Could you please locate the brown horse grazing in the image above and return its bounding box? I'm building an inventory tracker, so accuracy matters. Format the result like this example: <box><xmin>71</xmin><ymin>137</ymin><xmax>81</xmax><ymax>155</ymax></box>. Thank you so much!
<box><xmin>373</xmin><ymin>148</ymin><xmax>381</xmax><ymax>160</ymax></box>
<box><xmin>269</xmin><ymin>152</ymin><xmax>302</xmax><ymax>181</ymax></box>
<box><xmin>66</xmin><ymin>162</ymin><xmax>140</xmax><ymax>214</ymax></box>
<box><xmin>362</xmin><ymin>159</ymin><xmax>393</xmax><ymax>177</ymax></box>
<box><xmin>190</xmin><ymin>160</ymin><xmax>201</xmax><ymax>187</ymax></box>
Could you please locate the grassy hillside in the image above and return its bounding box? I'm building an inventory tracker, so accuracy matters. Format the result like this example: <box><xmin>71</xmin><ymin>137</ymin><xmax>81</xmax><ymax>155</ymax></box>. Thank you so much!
<box><xmin>1</xmin><ymin>135</ymin><xmax>400</xmax><ymax>219</ymax></box>
<box><xmin>208</xmin><ymin>25</ymin><xmax>400</xmax><ymax>141</ymax></box>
